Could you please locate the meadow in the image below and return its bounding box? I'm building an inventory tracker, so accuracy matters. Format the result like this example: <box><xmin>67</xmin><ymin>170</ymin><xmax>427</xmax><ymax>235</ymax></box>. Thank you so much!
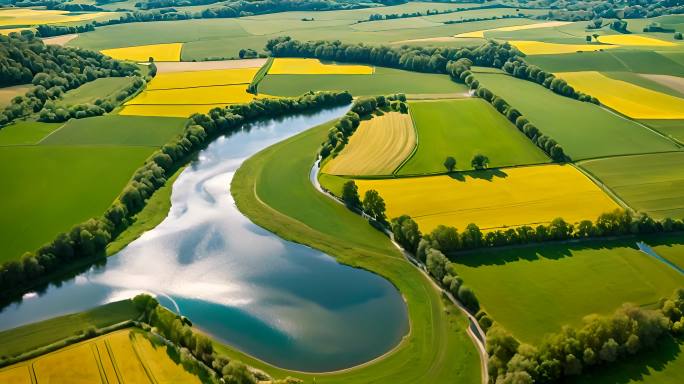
<box><xmin>39</xmin><ymin>115</ymin><xmax>187</xmax><ymax>146</ymax></box>
<box><xmin>526</xmin><ymin>51</ymin><xmax>684</xmax><ymax>76</ymax></box>
<box><xmin>475</xmin><ymin>72</ymin><xmax>679</xmax><ymax>159</ymax></box>
<box><xmin>55</xmin><ymin>77</ymin><xmax>135</xmax><ymax>107</ymax></box>
<box><xmin>579</xmin><ymin>152</ymin><xmax>684</xmax><ymax>220</ymax></box>
<box><xmin>449</xmin><ymin>236</ymin><xmax>684</xmax><ymax>344</ymax></box>
<box><xmin>101</xmin><ymin>43</ymin><xmax>183</xmax><ymax>62</ymax></box>
<box><xmin>323</xmin><ymin>112</ymin><xmax>415</xmax><ymax>176</ymax></box>
<box><xmin>259</xmin><ymin>66</ymin><xmax>467</xmax><ymax>97</ymax></box>
<box><xmin>355</xmin><ymin>164</ymin><xmax>619</xmax><ymax>233</ymax></box>
<box><xmin>557</xmin><ymin>71</ymin><xmax>684</xmax><ymax>119</ymax></box>
<box><xmin>0</xmin><ymin>120</ymin><xmax>63</xmax><ymax>146</ymax></box>
<box><xmin>0</xmin><ymin>328</ymin><xmax>201</xmax><ymax>384</ymax></box>
<box><xmin>641</xmin><ymin>119</ymin><xmax>684</xmax><ymax>143</ymax></box>
<box><xmin>0</xmin><ymin>145</ymin><xmax>154</xmax><ymax>262</ymax></box>
<box><xmin>397</xmin><ymin>98</ymin><xmax>549</xmax><ymax>175</ymax></box>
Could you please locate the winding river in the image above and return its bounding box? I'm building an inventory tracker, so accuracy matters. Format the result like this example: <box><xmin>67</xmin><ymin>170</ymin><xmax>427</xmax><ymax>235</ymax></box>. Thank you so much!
<box><xmin>0</xmin><ymin>106</ymin><xmax>409</xmax><ymax>372</ymax></box>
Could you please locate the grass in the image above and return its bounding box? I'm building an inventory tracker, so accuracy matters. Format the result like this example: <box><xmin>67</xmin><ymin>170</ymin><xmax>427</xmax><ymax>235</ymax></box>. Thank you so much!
<box><xmin>323</xmin><ymin>112</ymin><xmax>415</xmax><ymax>176</ymax></box>
<box><xmin>641</xmin><ymin>119</ymin><xmax>684</xmax><ymax>143</ymax></box>
<box><xmin>259</xmin><ymin>66</ymin><xmax>467</xmax><ymax>97</ymax></box>
<box><xmin>39</xmin><ymin>115</ymin><xmax>187</xmax><ymax>146</ymax></box>
<box><xmin>0</xmin><ymin>120</ymin><xmax>63</xmax><ymax>145</ymax></box>
<box><xmin>0</xmin><ymin>145</ymin><xmax>155</xmax><ymax>262</ymax></box>
<box><xmin>56</xmin><ymin>77</ymin><xmax>135</xmax><ymax>107</ymax></box>
<box><xmin>120</xmin><ymin>103</ymin><xmax>231</xmax><ymax>118</ymax></box>
<box><xmin>557</xmin><ymin>71</ymin><xmax>684</xmax><ymax>119</ymax></box>
<box><xmin>268</xmin><ymin>58</ymin><xmax>374</xmax><ymax>75</ymax></box>
<box><xmin>101</xmin><ymin>43</ymin><xmax>183</xmax><ymax>62</ymax></box>
<box><xmin>0</xmin><ymin>299</ymin><xmax>138</xmax><ymax>358</ymax></box>
<box><xmin>0</xmin><ymin>328</ymin><xmax>202</xmax><ymax>384</ymax></box>
<box><xmin>230</xmin><ymin>120</ymin><xmax>480</xmax><ymax>383</ymax></box>
<box><xmin>579</xmin><ymin>152</ymin><xmax>684</xmax><ymax>220</ymax></box>
<box><xmin>397</xmin><ymin>98</ymin><xmax>549</xmax><ymax>175</ymax></box>
<box><xmin>355</xmin><ymin>164</ymin><xmax>619</xmax><ymax>233</ymax></box>
<box><xmin>449</xmin><ymin>235</ymin><xmax>684</xmax><ymax>344</ymax></box>
<box><xmin>475</xmin><ymin>72</ymin><xmax>679</xmax><ymax>160</ymax></box>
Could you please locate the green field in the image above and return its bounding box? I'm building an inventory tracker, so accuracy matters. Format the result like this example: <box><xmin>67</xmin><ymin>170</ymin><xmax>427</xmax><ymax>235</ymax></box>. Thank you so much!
<box><xmin>230</xmin><ymin>120</ymin><xmax>480</xmax><ymax>383</ymax></box>
<box><xmin>527</xmin><ymin>51</ymin><xmax>684</xmax><ymax>75</ymax></box>
<box><xmin>0</xmin><ymin>299</ymin><xmax>138</xmax><ymax>358</ymax></box>
<box><xmin>0</xmin><ymin>120</ymin><xmax>63</xmax><ymax>145</ymax></box>
<box><xmin>579</xmin><ymin>152</ymin><xmax>684</xmax><ymax>220</ymax></box>
<box><xmin>450</xmin><ymin>236</ymin><xmax>684</xmax><ymax>344</ymax></box>
<box><xmin>397</xmin><ymin>98</ymin><xmax>549</xmax><ymax>175</ymax></box>
<box><xmin>259</xmin><ymin>66</ymin><xmax>466</xmax><ymax>97</ymax></box>
<box><xmin>475</xmin><ymin>72</ymin><xmax>679</xmax><ymax>159</ymax></box>
<box><xmin>39</xmin><ymin>115</ymin><xmax>186</xmax><ymax>146</ymax></box>
<box><xmin>641</xmin><ymin>119</ymin><xmax>684</xmax><ymax>143</ymax></box>
<box><xmin>56</xmin><ymin>77</ymin><xmax>135</xmax><ymax>107</ymax></box>
<box><xmin>0</xmin><ymin>145</ymin><xmax>154</xmax><ymax>262</ymax></box>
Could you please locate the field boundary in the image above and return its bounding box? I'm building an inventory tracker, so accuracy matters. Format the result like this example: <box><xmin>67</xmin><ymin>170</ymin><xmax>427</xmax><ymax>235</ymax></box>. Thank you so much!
<box><xmin>248</xmin><ymin>56</ymin><xmax>274</xmax><ymax>94</ymax></box>
<box><xmin>392</xmin><ymin>107</ymin><xmax>419</xmax><ymax>175</ymax></box>
<box><xmin>571</xmin><ymin>163</ymin><xmax>633</xmax><ymax>211</ymax></box>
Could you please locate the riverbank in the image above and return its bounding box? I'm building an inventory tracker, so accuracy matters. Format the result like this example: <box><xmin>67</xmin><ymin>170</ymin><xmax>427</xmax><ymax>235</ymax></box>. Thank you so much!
<box><xmin>230</xmin><ymin>120</ymin><xmax>481</xmax><ymax>382</ymax></box>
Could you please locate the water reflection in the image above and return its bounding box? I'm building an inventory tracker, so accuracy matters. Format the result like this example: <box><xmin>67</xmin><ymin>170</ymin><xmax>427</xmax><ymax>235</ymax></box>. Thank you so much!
<box><xmin>0</xmin><ymin>106</ymin><xmax>409</xmax><ymax>372</ymax></box>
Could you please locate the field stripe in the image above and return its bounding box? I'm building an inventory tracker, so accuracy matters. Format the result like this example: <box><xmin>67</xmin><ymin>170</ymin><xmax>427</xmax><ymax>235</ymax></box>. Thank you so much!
<box><xmin>105</xmin><ymin>339</ymin><xmax>125</xmax><ymax>384</ymax></box>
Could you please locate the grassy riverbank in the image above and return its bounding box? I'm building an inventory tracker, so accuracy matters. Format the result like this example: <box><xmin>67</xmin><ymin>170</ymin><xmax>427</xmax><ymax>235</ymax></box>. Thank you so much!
<box><xmin>229</xmin><ymin>120</ymin><xmax>480</xmax><ymax>382</ymax></box>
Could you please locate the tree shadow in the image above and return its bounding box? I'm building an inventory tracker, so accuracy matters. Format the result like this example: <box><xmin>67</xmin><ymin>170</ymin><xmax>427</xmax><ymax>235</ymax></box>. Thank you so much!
<box><xmin>567</xmin><ymin>336</ymin><xmax>683</xmax><ymax>384</ymax></box>
<box><xmin>447</xmin><ymin>168</ymin><xmax>508</xmax><ymax>182</ymax></box>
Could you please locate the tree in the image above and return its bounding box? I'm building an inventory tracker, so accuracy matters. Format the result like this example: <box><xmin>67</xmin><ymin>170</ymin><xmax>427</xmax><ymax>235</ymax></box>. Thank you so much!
<box><xmin>222</xmin><ymin>360</ymin><xmax>256</xmax><ymax>384</ymax></box>
<box><xmin>471</xmin><ymin>154</ymin><xmax>489</xmax><ymax>170</ymax></box>
<box><xmin>458</xmin><ymin>285</ymin><xmax>480</xmax><ymax>312</ymax></box>
<box><xmin>586</xmin><ymin>35</ymin><xmax>592</xmax><ymax>43</ymax></box>
<box><xmin>426</xmin><ymin>248</ymin><xmax>448</xmax><ymax>281</ymax></box>
<box><xmin>675</xmin><ymin>32</ymin><xmax>683</xmax><ymax>40</ymax></box>
<box><xmin>362</xmin><ymin>189</ymin><xmax>386</xmax><ymax>223</ymax></box>
<box><xmin>341</xmin><ymin>180</ymin><xmax>361</xmax><ymax>208</ymax></box>
<box><xmin>443</xmin><ymin>156</ymin><xmax>456</xmax><ymax>172</ymax></box>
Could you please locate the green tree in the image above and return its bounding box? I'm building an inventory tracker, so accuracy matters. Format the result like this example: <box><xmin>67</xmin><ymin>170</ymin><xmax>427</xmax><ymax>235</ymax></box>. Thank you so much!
<box><xmin>443</xmin><ymin>156</ymin><xmax>456</xmax><ymax>172</ymax></box>
<box><xmin>362</xmin><ymin>189</ymin><xmax>387</xmax><ymax>223</ymax></box>
<box><xmin>341</xmin><ymin>180</ymin><xmax>361</xmax><ymax>208</ymax></box>
<box><xmin>471</xmin><ymin>153</ymin><xmax>489</xmax><ymax>170</ymax></box>
<box><xmin>222</xmin><ymin>360</ymin><xmax>256</xmax><ymax>384</ymax></box>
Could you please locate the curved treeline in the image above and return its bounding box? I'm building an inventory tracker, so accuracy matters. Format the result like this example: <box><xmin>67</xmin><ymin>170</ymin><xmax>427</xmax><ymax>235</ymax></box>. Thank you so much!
<box><xmin>0</xmin><ymin>32</ymin><xmax>139</xmax><ymax>128</ymax></box>
<box><xmin>0</xmin><ymin>91</ymin><xmax>352</xmax><ymax>303</ymax></box>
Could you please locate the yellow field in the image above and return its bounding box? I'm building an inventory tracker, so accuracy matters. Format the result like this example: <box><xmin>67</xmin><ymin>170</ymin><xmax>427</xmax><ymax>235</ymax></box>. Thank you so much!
<box><xmin>454</xmin><ymin>21</ymin><xmax>572</xmax><ymax>38</ymax></box>
<box><xmin>101</xmin><ymin>43</ymin><xmax>183</xmax><ymax>62</ymax></box>
<box><xmin>0</xmin><ymin>28</ymin><xmax>31</xmax><ymax>35</ymax></box>
<box><xmin>509</xmin><ymin>40</ymin><xmax>618</xmax><ymax>55</ymax></box>
<box><xmin>148</xmin><ymin>68</ymin><xmax>260</xmax><ymax>89</ymax></box>
<box><xmin>126</xmin><ymin>84</ymin><xmax>256</xmax><ymax>105</ymax></box>
<box><xmin>0</xmin><ymin>329</ymin><xmax>202</xmax><ymax>384</ymax></box>
<box><xmin>268</xmin><ymin>58</ymin><xmax>374</xmax><ymax>75</ymax></box>
<box><xmin>355</xmin><ymin>164</ymin><xmax>619</xmax><ymax>232</ymax></box>
<box><xmin>120</xmin><ymin>103</ymin><xmax>231</xmax><ymax>117</ymax></box>
<box><xmin>597</xmin><ymin>34</ymin><xmax>677</xmax><ymax>46</ymax></box>
<box><xmin>0</xmin><ymin>8</ymin><xmax>106</xmax><ymax>27</ymax></box>
<box><xmin>323</xmin><ymin>112</ymin><xmax>416</xmax><ymax>176</ymax></box>
<box><xmin>557</xmin><ymin>71</ymin><xmax>684</xmax><ymax>119</ymax></box>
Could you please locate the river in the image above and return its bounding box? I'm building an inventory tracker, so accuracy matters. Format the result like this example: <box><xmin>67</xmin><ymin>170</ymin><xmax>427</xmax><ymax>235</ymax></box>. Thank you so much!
<box><xmin>0</xmin><ymin>106</ymin><xmax>409</xmax><ymax>372</ymax></box>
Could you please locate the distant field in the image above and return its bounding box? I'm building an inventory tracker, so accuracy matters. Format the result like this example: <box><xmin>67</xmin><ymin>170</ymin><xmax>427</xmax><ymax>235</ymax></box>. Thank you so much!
<box><xmin>475</xmin><ymin>73</ymin><xmax>679</xmax><ymax>159</ymax></box>
<box><xmin>268</xmin><ymin>58</ymin><xmax>374</xmax><ymax>75</ymax></box>
<box><xmin>0</xmin><ymin>329</ymin><xmax>201</xmax><ymax>384</ymax></box>
<box><xmin>397</xmin><ymin>99</ymin><xmax>549</xmax><ymax>175</ymax></box>
<box><xmin>101</xmin><ymin>43</ymin><xmax>183</xmax><ymax>62</ymax></box>
<box><xmin>0</xmin><ymin>120</ymin><xmax>63</xmax><ymax>146</ymax></box>
<box><xmin>557</xmin><ymin>71</ymin><xmax>684</xmax><ymax>119</ymax></box>
<box><xmin>510</xmin><ymin>40</ymin><xmax>616</xmax><ymax>55</ymax></box>
<box><xmin>450</xmin><ymin>235</ymin><xmax>684</xmax><ymax>343</ymax></box>
<box><xmin>579</xmin><ymin>152</ymin><xmax>684</xmax><ymax>220</ymax></box>
<box><xmin>126</xmin><ymin>84</ymin><xmax>256</xmax><ymax>105</ymax></box>
<box><xmin>39</xmin><ymin>115</ymin><xmax>186</xmax><ymax>146</ymax></box>
<box><xmin>597</xmin><ymin>34</ymin><xmax>677</xmax><ymax>46</ymax></box>
<box><xmin>259</xmin><ymin>66</ymin><xmax>466</xmax><ymax>97</ymax></box>
<box><xmin>0</xmin><ymin>145</ymin><xmax>154</xmax><ymax>262</ymax></box>
<box><xmin>603</xmin><ymin>72</ymin><xmax>684</xmax><ymax>98</ymax></box>
<box><xmin>56</xmin><ymin>77</ymin><xmax>135</xmax><ymax>107</ymax></box>
<box><xmin>0</xmin><ymin>8</ymin><xmax>107</xmax><ymax>27</ymax></box>
<box><xmin>148</xmin><ymin>68</ymin><xmax>259</xmax><ymax>89</ymax></box>
<box><xmin>355</xmin><ymin>164</ymin><xmax>619</xmax><ymax>232</ymax></box>
<box><xmin>323</xmin><ymin>112</ymin><xmax>415</xmax><ymax>176</ymax></box>
<box><xmin>0</xmin><ymin>300</ymin><xmax>138</xmax><ymax>358</ymax></box>
<box><xmin>454</xmin><ymin>20</ymin><xmax>570</xmax><ymax>38</ymax></box>
<box><xmin>0</xmin><ymin>84</ymin><xmax>31</xmax><ymax>107</ymax></box>
<box><xmin>527</xmin><ymin>51</ymin><xmax>684</xmax><ymax>76</ymax></box>
<box><xmin>120</xmin><ymin>103</ymin><xmax>231</xmax><ymax>118</ymax></box>
<box><xmin>641</xmin><ymin>119</ymin><xmax>684</xmax><ymax>142</ymax></box>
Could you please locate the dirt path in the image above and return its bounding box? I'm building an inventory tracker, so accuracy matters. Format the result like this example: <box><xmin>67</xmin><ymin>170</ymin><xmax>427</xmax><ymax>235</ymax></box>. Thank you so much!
<box><xmin>154</xmin><ymin>59</ymin><xmax>267</xmax><ymax>73</ymax></box>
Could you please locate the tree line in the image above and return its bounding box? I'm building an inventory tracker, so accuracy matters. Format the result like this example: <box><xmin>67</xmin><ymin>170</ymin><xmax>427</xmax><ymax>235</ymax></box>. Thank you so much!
<box><xmin>0</xmin><ymin>91</ymin><xmax>352</xmax><ymax>301</ymax></box>
<box><xmin>447</xmin><ymin>58</ymin><xmax>568</xmax><ymax>162</ymax></box>
<box><xmin>360</xmin><ymin>3</ymin><xmax>511</xmax><ymax>23</ymax></box>
<box><xmin>533</xmin><ymin>0</ymin><xmax>684</xmax><ymax>21</ymax></box>
<box><xmin>487</xmin><ymin>288</ymin><xmax>683</xmax><ymax>383</ymax></box>
<box><xmin>133</xmin><ymin>294</ymin><xmax>302</xmax><ymax>384</ymax></box>
<box><xmin>0</xmin><ymin>31</ymin><xmax>140</xmax><ymax>128</ymax></box>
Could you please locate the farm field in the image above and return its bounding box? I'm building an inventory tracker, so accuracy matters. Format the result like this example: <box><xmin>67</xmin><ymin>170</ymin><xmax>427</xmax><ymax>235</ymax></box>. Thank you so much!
<box><xmin>397</xmin><ymin>99</ymin><xmax>549</xmax><ymax>175</ymax></box>
<box><xmin>323</xmin><ymin>112</ymin><xmax>415</xmax><ymax>176</ymax></box>
<box><xmin>268</xmin><ymin>58</ymin><xmax>374</xmax><ymax>75</ymax></box>
<box><xmin>0</xmin><ymin>120</ymin><xmax>63</xmax><ymax>145</ymax></box>
<box><xmin>579</xmin><ymin>152</ymin><xmax>684</xmax><ymax>220</ymax></box>
<box><xmin>641</xmin><ymin>119</ymin><xmax>684</xmax><ymax>142</ymax></box>
<box><xmin>55</xmin><ymin>77</ymin><xmax>136</xmax><ymax>107</ymax></box>
<box><xmin>148</xmin><ymin>68</ymin><xmax>259</xmax><ymax>89</ymax></box>
<box><xmin>509</xmin><ymin>40</ymin><xmax>617</xmax><ymax>55</ymax></box>
<box><xmin>259</xmin><ymin>66</ymin><xmax>467</xmax><ymax>97</ymax></box>
<box><xmin>0</xmin><ymin>84</ymin><xmax>31</xmax><ymax>107</ymax></box>
<box><xmin>449</xmin><ymin>235</ymin><xmax>684</xmax><ymax>343</ymax></box>
<box><xmin>0</xmin><ymin>8</ymin><xmax>108</xmax><ymax>28</ymax></box>
<box><xmin>602</xmin><ymin>72</ymin><xmax>684</xmax><ymax>98</ymax></box>
<box><xmin>526</xmin><ymin>51</ymin><xmax>684</xmax><ymax>75</ymax></box>
<box><xmin>125</xmin><ymin>84</ymin><xmax>256</xmax><ymax>105</ymax></box>
<box><xmin>354</xmin><ymin>164</ymin><xmax>620</xmax><ymax>232</ymax></box>
<box><xmin>119</xmin><ymin>103</ymin><xmax>231</xmax><ymax>117</ymax></box>
<box><xmin>0</xmin><ymin>329</ymin><xmax>201</xmax><ymax>384</ymax></box>
<box><xmin>154</xmin><ymin>58</ymin><xmax>266</xmax><ymax>73</ymax></box>
<box><xmin>474</xmin><ymin>72</ymin><xmax>680</xmax><ymax>159</ymax></box>
<box><xmin>454</xmin><ymin>20</ymin><xmax>571</xmax><ymax>38</ymax></box>
<box><xmin>557</xmin><ymin>71</ymin><xmax>684</xmax><ymax>119</ymax></box>
<box><xmin>39</xmin><ymin>115</ymin><xmax>187</xmax><ymax>146</ymax></box>
<box><xmin>597</xmin><ymin>34</ymin><xmax>677</xmax><ymax>47</ymax></box>
<box><xmin>101</xmin><ymin>43</ymin><xmax>183</xmax><ymax>62</ymax></box>
<box><xmin>0</xmin><ymin>145</ymin><xmax>155</xmax><ymax>262</ymax></box>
